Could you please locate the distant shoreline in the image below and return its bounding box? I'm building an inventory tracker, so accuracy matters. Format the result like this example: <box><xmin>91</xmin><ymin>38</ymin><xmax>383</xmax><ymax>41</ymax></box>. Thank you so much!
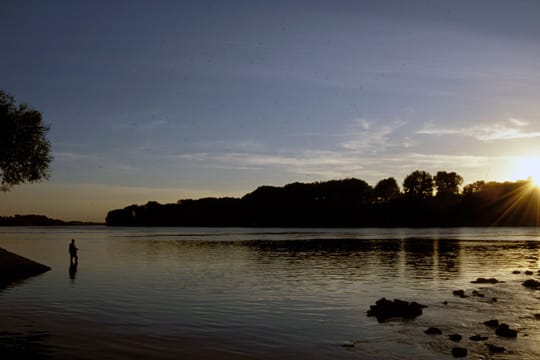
<box><xmin>0</xmin><ymin>214</ymin><xmax>103</xmax><ymax>226</ymax></box>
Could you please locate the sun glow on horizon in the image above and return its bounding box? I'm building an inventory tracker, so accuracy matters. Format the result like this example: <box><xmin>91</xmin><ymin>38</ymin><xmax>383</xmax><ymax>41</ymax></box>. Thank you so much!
<box><xmin>510</xmin><ymin>156</ymin><xmax>540</xmax><ymax>187</ymax></box>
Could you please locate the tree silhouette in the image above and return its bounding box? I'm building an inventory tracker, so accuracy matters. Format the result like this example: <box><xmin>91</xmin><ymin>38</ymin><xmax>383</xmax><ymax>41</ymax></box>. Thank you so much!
<box><xmin>0</xmin><ymin>90</ymin><xmax>52</xmax><ymax>191</ymax></box>
<box><xmin>403</xmin><ymin>170</ymin><xmax>433</xmax><ymax>198</ymax></box>
<box><xmin>434</xmin><ymin>171</ymin><xmax>463</xmax><ymax>195</ymax></box>
<box><xmin>105</xmin><ymin>177</ymin><xmax>540</xmax><ymax>227</ymax></box>
<box><xmin>463</xmin><ymin>180</ymin><xmax>485</xmax><ymax>195</ymax></box>
<box><xmin>374</xmin><ymin>177</ymin><xmax>400</xmax><ymax>202</ymax></box>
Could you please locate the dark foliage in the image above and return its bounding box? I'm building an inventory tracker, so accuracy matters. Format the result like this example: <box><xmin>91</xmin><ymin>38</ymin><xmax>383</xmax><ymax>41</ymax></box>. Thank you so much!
<box><xmin>403</xmin><ymin>170</ymin><xmax>434</xmax><ymax>198</ymax></box>
<box><xmin>106</xmin><ymin>174</ymin><xmax>540</xmax><ymax>227</ymax></box>
<box><xmin>0</xmin><ymin>90</ymin><xmax>52</xmax><ymax>190</ymax></box>
<box><xmin>374</xmin><ymin>177</ymin><xmax>400</xmax><ymax>203</ymax></box>
<box><xmin>434</xmin><ymin>171</ymin><xmax>463</xmax><ymax>195</ymax></box>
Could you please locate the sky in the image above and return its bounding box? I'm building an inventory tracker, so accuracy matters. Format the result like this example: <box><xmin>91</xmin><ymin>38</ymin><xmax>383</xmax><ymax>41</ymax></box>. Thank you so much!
<box><xmin>1</xmin><ymin>0</ymin><xmax>540</xmax><ymax>222</ymax></box>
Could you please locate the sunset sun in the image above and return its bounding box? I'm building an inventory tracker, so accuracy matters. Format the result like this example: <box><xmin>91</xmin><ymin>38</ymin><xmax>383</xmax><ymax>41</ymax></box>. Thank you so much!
<box><xmin>511</xmin><ymin>157</ymin><xmax>540</xmax><ymax>187</ymax></box>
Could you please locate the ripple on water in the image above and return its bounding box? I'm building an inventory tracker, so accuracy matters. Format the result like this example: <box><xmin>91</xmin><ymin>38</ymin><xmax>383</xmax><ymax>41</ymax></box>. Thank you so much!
<box><xmin>2</xmin><ymin>227</ymin><xmax>540</xmax><ymax>359</ymax></box>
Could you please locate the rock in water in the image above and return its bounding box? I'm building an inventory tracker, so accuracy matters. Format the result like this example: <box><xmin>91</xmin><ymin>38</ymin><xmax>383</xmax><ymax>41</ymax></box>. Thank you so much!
<box><xmin>522</xmin><ymin>279</ymin><xmax>540</xmax><ymax>290</ymax></box>
<box><xmin>469</xmin><ymin>335</ymin><xmax>488</xmax><ymax>341</ymax></box>
<box><xmin>451</xmin><ymin>347</ymin><xmax>467</xmax><ymax>358</ymax></box>
<box><xmin>472</xmin><ymin>290</ymin><xmax>484</xmax><ymax>297</ymax></box>
<box><xmin>483</xmin><ymin>319</ymin><xmax>499</xmax><ymax>328</ymax></box>
<box><xmin>424</xmin><ymin>327</ymin><xmax>442</xmax><ymax>335</ymax></box>
<box><xmin>366</xmin><ymin>298</ymin><xmax>427</xmax><ymax>322</ymax></box>
<box><xmin>487</xmin><ymin>344</ymin><xmax>505</xmax><ymax>353</ymax></box>
<box><xmin>495</xmin><ymin>324</ymin><xmax>517</xmax><ymax>338</ymax></box>
<box><xmin>471</xmin><ymin>277</ymin><xmax>499</xmax><ymax>284</ymax></box>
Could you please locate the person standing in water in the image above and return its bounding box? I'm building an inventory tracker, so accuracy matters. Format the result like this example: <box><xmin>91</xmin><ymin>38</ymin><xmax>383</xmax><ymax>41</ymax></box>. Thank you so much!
<box><xmin>69</xmin><ymin>239</ymin><xmax>79</xmax><ymax>264</ymax></box>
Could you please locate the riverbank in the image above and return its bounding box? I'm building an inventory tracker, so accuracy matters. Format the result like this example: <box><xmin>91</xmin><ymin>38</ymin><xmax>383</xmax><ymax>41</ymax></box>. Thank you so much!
<box><xmin>0</xmin><ymin>247</ymin><xmax>51</xmax><ymax>288</ymax></box>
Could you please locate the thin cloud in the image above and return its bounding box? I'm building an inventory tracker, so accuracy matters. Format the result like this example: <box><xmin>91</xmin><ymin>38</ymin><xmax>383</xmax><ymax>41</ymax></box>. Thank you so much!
<box><xmin>194</xmin><ymin>140</ymin><xmax>269</xmax><ymax>153</ymax></box>
<box><xmin>341</xmin><ymin>119</ymin><xmax>407</xmax><ymax>152</ymax></box>
<box><xmin>418</xmin><ymin>118</ymin><xmax>540</xmax><ymax>141</ymax></box>
<box><xmin>508</xmin><ymin>117</ymin><xmax>528</xmax><ymax>127</ymax></box>
<box><xmin>172</xmin><ymin>118</ymin><xmax>509</xmax><ymax>185</ymax></box>
<box><xmin>178</xmin><ymin>151</ymin><xmax>352</xmax><ymax>169</ymax></box>
<box><xmin>111</xmin><ymin>119</ymin><xmax>172</xmax><ymax>130</ymax></box>
<box><xmin>54</xmin><ymin>151</ymin><xmax>138</xmax><ymax>174</ymax></box>
<box><xmin>176</xmin><ymin>148</ymin><xmax>497</xmax><ymax>185</ymax></box>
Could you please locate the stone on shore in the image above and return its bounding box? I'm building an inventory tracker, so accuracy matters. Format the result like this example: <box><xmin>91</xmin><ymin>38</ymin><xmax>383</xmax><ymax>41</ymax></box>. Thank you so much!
<box><xmin>0</xmin><ymin>247</ymin><xmax>51</xmax><ymax>288</ymax></box>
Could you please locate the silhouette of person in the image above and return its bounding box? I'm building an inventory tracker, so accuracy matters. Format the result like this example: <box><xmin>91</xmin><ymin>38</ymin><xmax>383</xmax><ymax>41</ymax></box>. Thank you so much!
<box><xmin>69</xmin><ymin>239</ymin><xmax>78</xmax><ymax>265</ymax></box>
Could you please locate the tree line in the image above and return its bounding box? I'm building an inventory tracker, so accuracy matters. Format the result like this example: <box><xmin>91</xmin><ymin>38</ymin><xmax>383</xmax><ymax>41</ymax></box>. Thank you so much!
<box><xmin>0</xmin><ymin>214</ymin><xmax>100</xmax><ymax>226</ymax></box>
<box><xmin>106</xmin><ymin>172</ymin><xmax>540</xmax><ymax>227</ymax></box>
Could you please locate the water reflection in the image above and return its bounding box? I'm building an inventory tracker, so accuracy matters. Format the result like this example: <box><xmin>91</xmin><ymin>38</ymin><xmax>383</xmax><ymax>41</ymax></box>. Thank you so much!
<box><xmin>403</xmin><ymin>238</ymin><xmax>436</xmax><ymax>280</ymax></box>
<box><xmin>69</xmin><ymin>262</ymin><xmax>78</xmax><ymax>282</ymax></box>
<box><xmin>3</xmin><ymin>228</ymin><xmax>540</xmax><ymax>360</ymax></box>
<box><xmin>120</xmin><ymin>237</ymin><xmax>466</xmax><ymax>283</ymax></box>
<box><xmin>437</xmin><ymin>239</ymin><xmax>460</xmax><ymax>280</ymax></box>
<box><xmin>116</xmin><ymin>236</ymin><xmax>540</xmax><ymax>285</ymax></box>
<box><xmin>243</xmin><ymin>238</ymin><xmax>462</xmax><ymax>282</ymax></box>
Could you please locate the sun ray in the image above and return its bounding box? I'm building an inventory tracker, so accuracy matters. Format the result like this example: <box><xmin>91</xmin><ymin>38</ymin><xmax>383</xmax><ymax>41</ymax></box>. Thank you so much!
<box><xmin>484</xmin><ymin>179</ymin><xmax>540</xmax><ymax>226</ymax></box>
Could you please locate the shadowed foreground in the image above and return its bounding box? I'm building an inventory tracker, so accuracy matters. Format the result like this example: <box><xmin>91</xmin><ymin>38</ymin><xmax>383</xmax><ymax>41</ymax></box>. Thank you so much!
<box><xmin>0</xmin><ymin>248</ymin><xmax>50</xmax><ymax>288</ymax></box>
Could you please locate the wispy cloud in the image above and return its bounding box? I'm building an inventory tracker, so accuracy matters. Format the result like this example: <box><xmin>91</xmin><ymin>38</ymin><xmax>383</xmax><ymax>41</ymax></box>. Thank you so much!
<box><xmin>178</xmin><ymin>151</ymin><xmax>353</xmax><ymax>171</ymax></box>
<box><xmin>341</xmin><ymin>119</ymin><xmax>407</xmax><ymax>152</ymax></box>
<box><xmin>418</xmin><ymin>118</ymin><xmax>540</xmax><ymax>141</ymax></box>
<box><xmin>169</xmin><ymin>115</ymin><xmax>511</xmax><ymax>185</ymax></box>
<box><xmin>54</xmin><ymin>151</ymin><xmax>138</xmax><ymax>174</ymax></box>
<box><xmin>194</xmin><ymin>140</ymin><xmax>269</xmax><ymax>153</ymax></box>
<box><xmin>111</xmin><ymin>118</ymin><xmax>173</xmax><ymax>130</ymax></box>
<box><xmin>176</xmin><ymin>148</ymin><xmax>497</xmax><ymax>185</ymax></box>
<box><xmin>508</xmin><ymin>117</ymin><xmax>528</xmax><ymax>127</ymax></box>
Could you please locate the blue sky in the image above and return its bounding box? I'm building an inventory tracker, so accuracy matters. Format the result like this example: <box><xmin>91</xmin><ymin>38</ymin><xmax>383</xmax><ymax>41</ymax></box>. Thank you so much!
<box><xmin>2</xmin><ymin>0</ymin><xmax>540</xmax><ymax>221</ymax></box>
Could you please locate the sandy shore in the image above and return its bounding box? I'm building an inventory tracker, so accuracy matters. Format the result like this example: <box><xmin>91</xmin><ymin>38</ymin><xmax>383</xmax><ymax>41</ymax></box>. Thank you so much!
<box><xmin>0</xmin><ymin>247</ymin><xmax>51</xmax><ymax>288</ymax></box>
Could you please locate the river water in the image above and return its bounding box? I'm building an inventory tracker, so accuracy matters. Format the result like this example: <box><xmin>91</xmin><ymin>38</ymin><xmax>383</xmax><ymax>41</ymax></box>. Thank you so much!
<box><xmin>1</xmin><ymin>227</ymin><xmax>540</xmax><ymax>359</ymax></box>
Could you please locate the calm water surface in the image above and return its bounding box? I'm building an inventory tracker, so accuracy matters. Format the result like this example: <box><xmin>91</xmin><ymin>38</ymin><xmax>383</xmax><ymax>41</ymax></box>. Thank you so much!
<box><xmin>1</xmin><ymin>227</ymin><xmax>540</xmax><ymax>359</ymax></box>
